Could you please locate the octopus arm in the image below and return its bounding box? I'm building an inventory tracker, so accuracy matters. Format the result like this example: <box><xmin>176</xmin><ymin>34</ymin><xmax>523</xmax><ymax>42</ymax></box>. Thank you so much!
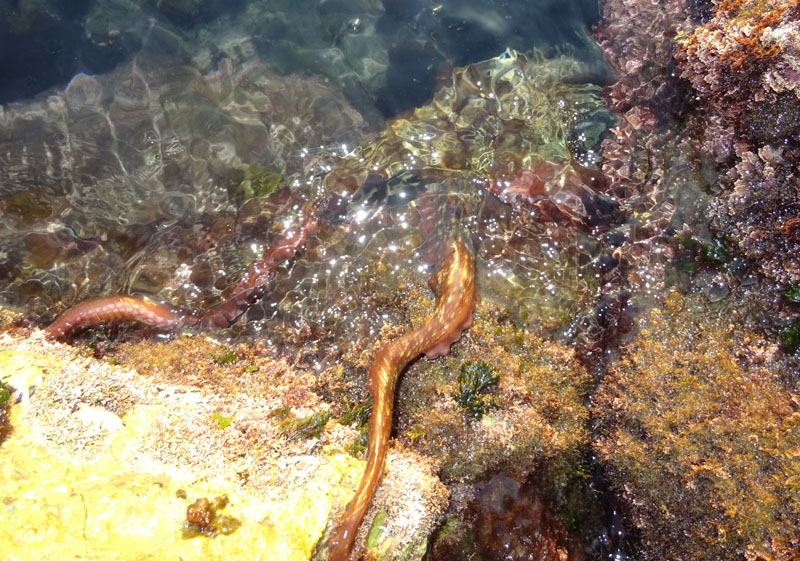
<box><xmin>45</xmin><ymin>295</ymin><xmax>193</xmax><ymax>340</ymax></box>
<box><xmin>45</xmin><ymin>209</ymin><xmax>319</xmax><ymax>340</ymax></box>
<box><xmin>326</xmin><ymin>239</ymin><xmax>476</xmax><ymax>561</ymax></box>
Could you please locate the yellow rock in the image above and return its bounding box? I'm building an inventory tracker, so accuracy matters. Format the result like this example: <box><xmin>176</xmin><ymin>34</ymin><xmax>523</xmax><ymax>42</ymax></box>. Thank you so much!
<box><xmin>0</xmin><ymin>330</ymin><xmax>445</xmax><ymax>560</ymax></box>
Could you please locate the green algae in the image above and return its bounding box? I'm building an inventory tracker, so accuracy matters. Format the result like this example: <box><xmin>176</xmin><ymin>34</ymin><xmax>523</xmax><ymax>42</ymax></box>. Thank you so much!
<box><xmin>339</xmin><ymin>398</ymin><xmax>372</xmax><ymax>428</ymax></box>
<box><xmin>699</xmin><ymin>240</ymin><xmax>732</xmax><ymax>264</ymax></box>
<box><xmin>779</xmin><ymin>320</ymin><xmax>800</xmax><ymax>354</ymax></box>
<box><xmin>213</xmin><ymin>349</ymin><xmax>238</xmax><ymax>365</ymax></box>
<box><xmin>211</xmin><ymin>412</ymin><xmax>232</xmax><ymax>430</ymax></box>
<box><xmin>364</xmin><ymin>509</ymin><xmax>387</xmax><ymax>549</ymax></box>
<box><xmin>227</xmin><ymin>166</ymin><xmax>283</xmax><ymax>206</ymax></box>
<box><xmin>274</xmin><ymin>408</ymin><xmax>331</xmax><ymax>441</ymax></box>
<box><xmin>452</xmin><ymin>361</ymin><xmax>499</xmax><ymax>420</ymax></box>
<box><xmin>338</xmin><ymin>397</ymin><xmax>372</xmax><ymax>456</ymax></box>
<box><xmin>346</xmin><ymin>425</ymin><xmax>369</xmax><ymax>457</ymax></box>
<box><xmin>674</xmin><ymin>233</ymin><xmax>698</xmax><ymax>251</ymax></box>
<box><xmin>0</xmin><ymin>380</ymin><xmax>10</xmax><ymax>444</ymax></box>
<box><xmin>784</xmin><ymin>284</ymin><xmax>800</xmax><ymax>304</ymax></box>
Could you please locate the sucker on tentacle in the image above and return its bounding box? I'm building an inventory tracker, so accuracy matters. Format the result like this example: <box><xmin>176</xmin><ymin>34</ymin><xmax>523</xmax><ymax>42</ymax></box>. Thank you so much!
<box><xmin>45</xmin><ymin>209</ymin><xmax>318</xmax><ymax>340</ymax></box>
<box><xmin>326</xmin><ymin>236</ymin><xmax>476</xmax><ymax>561</ymax></box>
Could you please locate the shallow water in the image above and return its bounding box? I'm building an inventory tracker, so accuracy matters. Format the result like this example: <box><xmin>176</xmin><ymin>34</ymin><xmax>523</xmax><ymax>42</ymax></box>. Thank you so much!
<box><xmin>0</xmin><ymin>0</ymin><xmax>617</xmax><ymax>349</ymax></box>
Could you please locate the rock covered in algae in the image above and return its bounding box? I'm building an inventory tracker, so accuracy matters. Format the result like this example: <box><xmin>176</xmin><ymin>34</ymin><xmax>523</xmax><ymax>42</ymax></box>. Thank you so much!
<box><xmin>325</xmin><ymin>48</ymin><xmax>611</xmax><ymax>186</ymax></box>
<box><xmin>593</xmin><ymin>292</ymin><xmax>800</xmax><ymax>561</ymax></box>
<box><xmin>0</xmin><ymin>324</ymin><xmax>447</xmax><ymax>560</ymax></box>
<box><xmin>671</xmin><ymin>0</ymin><xmax>800</xmax><ymax>285</ymax></box>
<box><xmin>376</xmin><ymin>289</ymin><xmax>593</xmax><ymax>486</ymax></box>
<box><xmin>2</xmin><ymin>48</ymin><xmax>615</xmax><ymax>354</ymax></box>
<box><xmin>324</xmin><ymin>291</ymin><xmax>593</xmax><ymax>559</ymax></box>
<box><xmin>678</xmin><ymin>0</ymin><xmax>800</xmax><ymax>129</ymax></box>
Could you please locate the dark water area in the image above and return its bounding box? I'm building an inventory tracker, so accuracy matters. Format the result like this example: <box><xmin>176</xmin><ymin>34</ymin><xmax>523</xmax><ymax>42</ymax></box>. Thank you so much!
<box><xmin>0</xmin><ymin>0</ymin><xmax>606</xmax><ymax>114</ymax></box>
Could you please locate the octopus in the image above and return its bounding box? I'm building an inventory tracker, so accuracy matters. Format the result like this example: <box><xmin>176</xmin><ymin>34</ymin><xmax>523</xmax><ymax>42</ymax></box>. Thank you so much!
<box><xmin>33</xmin><ymin>50</ymin><xmax>619</xmax><ymax>561</ymax></box>
<box><xmin>44</xmin><ymin>182</ymin><xmax>478</xmax><ymax>561</ymax></box>
<box><xmin>44</xmin><ymin>211</ymin><xmax>319</xmax><ymax>338</ymax></box>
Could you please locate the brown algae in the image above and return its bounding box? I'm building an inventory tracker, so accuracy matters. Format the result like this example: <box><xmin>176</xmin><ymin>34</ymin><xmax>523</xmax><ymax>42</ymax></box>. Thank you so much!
<box><xmin>594</xmin><ymin>292</ymin><xmax>800</xmax><ymax>561</ymax></box>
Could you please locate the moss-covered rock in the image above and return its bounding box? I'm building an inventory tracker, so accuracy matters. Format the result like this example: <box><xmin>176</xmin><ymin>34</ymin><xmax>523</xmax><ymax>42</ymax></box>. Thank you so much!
<box><xmin>394</xmin><ymin>300</ymin><xmax>592</xmax><ymax>486</ymax></box>
<box><xmin>594</xmin><ymin>292</ymin><xmax>800</xmax><ymax>561</ymax></box>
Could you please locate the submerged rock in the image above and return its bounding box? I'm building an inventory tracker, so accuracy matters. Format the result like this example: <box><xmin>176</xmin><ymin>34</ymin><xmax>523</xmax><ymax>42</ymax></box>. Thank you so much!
<box><xmin>429</xmin><ymin>475</ymin><xmax>578</xmax><ymax>561</ymax></box>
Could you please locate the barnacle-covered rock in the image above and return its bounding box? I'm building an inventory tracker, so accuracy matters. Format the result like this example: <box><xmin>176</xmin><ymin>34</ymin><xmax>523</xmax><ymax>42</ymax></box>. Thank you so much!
<box><xmin>670</xmin><ymin>0</ymin><xmax>800</xmax><ymax>287</ymax></box>
<box><xmin>711</xmin><ymin>143</ymin><xmax>800</xmax><ymax>283</ymax></box>
<box><xmin>595</xmin><ymin>0</ymin><xmax>689</xmax><ymax>115</ymax></box>
<box><xmin>675</xmin><ymin>0</ymin><xmax>800</xmax><ymax>164</ymax></box>
<box><xmin>594</xmin><ymin>292</ymin><xmax>800</xmax><ymax>561</ymax></box>
<box><xmin>678</xmin><ymin>0</ymin><xmax>800</xmax><ymax>118</ymax></box>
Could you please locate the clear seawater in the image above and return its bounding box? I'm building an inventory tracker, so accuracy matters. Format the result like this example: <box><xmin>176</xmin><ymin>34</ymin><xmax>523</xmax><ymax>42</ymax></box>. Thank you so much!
<box><xmin>0</xmin><ymin>0</ymin><xmax>615</xmax><ymax>344</ymax></box>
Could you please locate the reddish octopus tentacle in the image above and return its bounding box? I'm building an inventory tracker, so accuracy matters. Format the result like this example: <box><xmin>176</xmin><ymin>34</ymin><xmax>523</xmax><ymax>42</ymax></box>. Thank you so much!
<box><xmin>44</xmin><ymin>295</ymin><xmax>195</xmax><ymax>340</ymax></box>
<box><xmin>327</xmin><ymin>238</ymin><xmax>476</xmax><ymax>561</ymax></box>
<box><xmin>196</xmin><ymin>211</ymin><xmax>319</xmax><ymax>329</ymax></box>
<box><xmin>45</xmin><ymin>209</ymin><xmax>319</xmax><ymax>340</ymax></box>
<box><xmin>195</xmin><ymin>284</ymin><xmax>268</xmax><ymax>329</ymax></box>
<box><xmin>226</xmin><ymin>212</ymin><xmax>319</xmax><ymax>295</ymax></box>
